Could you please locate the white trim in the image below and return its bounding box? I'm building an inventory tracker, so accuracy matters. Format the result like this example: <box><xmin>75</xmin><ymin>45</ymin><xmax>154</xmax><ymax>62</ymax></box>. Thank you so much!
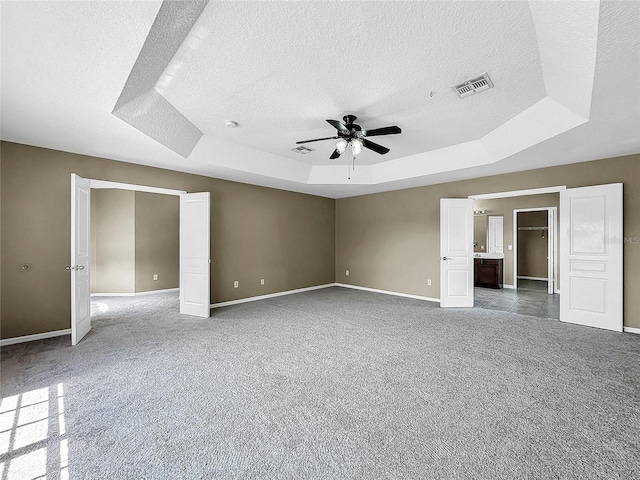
<box><xmin>623</xmin><ymin>327</ymin><xmax>640</xmax><ymax>335</ymax></box>
<box><xmin>211</xmin><ymin>284</ymin><xmax>335</xmax><ymax>308</ymax></box>
<box><xmin>91</xmin><ymin>292</ymin><xmax>135</xmax><ymax>297</ymax></box>
<box><xmin>517</xmin><ymin>276</ymin><xmax>548</xmax><ymax>281</ymax></box>
<box><xmin>503</xmin><ymin>284</ymin><xmax>515</xmax><ymax>289</ymax></box>
<box><xmin>90</xmin><ymin>288</ymin><xmax>179</xmax><ymax>297</ymax></box>
<box><xmin>468</xmin><ymin>186</ymin><xmax>566</xmax><ymax>200</ymax></box>
<box><xmin>335</xmin><ymin>283</ymin><xmax>440</xmax><ymax>304</ymax></box>
<box><xmin>89</xmin><ymin>179</ymin><xmax>186</xmax><ymax>196</ymax></box>
<box><xmin>1</xmin><ymin>329</ymin><xmax>71</xmax><ymax>347</ymax></box>
<box><xmin>136</xmin><ymin>287</ymin><xmax>179</xmax><ymax>296</ymax></box>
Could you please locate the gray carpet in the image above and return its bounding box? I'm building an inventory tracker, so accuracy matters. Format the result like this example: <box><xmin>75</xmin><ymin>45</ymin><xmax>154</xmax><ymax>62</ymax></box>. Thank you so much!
<box><xmin>1</xmin><ymin>287</ymin><xmax>639</xmax><ymax>479</ymax></box>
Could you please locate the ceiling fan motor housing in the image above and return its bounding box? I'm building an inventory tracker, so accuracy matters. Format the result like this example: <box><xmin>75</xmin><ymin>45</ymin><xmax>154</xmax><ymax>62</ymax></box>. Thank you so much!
<box><xmin>343</xmin><ymin>115</ymin><xmax>361</xmax><ymax>135</ymax></box>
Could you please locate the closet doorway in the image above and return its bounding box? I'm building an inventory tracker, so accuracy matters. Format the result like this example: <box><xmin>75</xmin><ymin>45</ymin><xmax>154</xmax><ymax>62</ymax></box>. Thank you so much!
<box><xmin>513</xmin><ymin>207</ymin><xmax>557</xmax><ymax>295</ymax></box>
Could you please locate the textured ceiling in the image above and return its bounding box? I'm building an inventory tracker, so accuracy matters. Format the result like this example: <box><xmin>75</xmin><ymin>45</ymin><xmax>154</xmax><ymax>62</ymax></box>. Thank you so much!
<box><xmin>1</xmin><ymin>1</ymin><xmax>639</xmax><ymax>198</ymax></box>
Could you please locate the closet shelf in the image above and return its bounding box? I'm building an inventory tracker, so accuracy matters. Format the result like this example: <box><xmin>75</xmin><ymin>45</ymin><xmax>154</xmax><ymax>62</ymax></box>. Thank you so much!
<box><xmin>518</xmin><ymin>226</ymin><xmax>548</xmax><ymax>231</ymax></box>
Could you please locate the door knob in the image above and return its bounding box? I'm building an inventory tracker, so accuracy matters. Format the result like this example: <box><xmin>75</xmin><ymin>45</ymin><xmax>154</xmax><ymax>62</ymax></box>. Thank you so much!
<box><xmin>65</xmin><ymin>265</ymin><xmax>84</xmax><ymax>271</ymax></box>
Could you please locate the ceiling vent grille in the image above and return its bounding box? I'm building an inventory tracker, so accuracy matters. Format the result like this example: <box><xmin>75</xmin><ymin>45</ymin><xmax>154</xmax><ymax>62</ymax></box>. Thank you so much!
<box><xmin>452</xmin><ymin>73</ymin><xmax>494</xmax><ymax>98</ymax></box>
<box><xmin>292</xmin><ymin>145</ymin><xmax>314</xmax><ymax>154</ymax></box>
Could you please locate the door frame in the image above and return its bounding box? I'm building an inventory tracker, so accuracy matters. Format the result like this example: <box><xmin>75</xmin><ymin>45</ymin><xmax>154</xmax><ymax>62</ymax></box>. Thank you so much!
<box><xmin>468</xmin><ymin>186</ymin><xmax>564</xmax><ymax>293</ymax></box>
<box><xmin>70</xmin><ymin>177</ymin><xmax>187</xmax><ymax>344</ymax></box>
<box><xmin>513</xmin><ymin>207</ymin><xmax>558</xmax><ymax>294</ymax></box>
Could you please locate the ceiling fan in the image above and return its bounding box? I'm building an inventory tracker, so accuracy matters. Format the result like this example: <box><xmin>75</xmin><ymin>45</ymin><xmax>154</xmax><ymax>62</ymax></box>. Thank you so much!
<box><xmin>296</xmin><ymin>115</ymin><xmax>401</xmax><ymax>159</ymax></box>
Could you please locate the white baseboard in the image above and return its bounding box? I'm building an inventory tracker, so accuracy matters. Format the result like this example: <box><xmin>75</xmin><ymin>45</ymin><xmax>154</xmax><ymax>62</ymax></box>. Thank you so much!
<box><xmin>91</xmin><ymin>292</ymin><xmax>135</xmax><ymax>297</ymax></box>
<box><xmin>624</xmin><ymin>327</ymin><xmax>640</xmax><ymax>335</ymax></box>
<box><xmin>135</xmin><ymin>288</ymin><xmax>179</xmax><ymax>296</ymax></box>
<box><xmin>1</xmin><ymin>329</ymin><xmax>71</xmax><ymax>347</ymax></box>
<box><xmin>91</xmin><ymin>288</ymin><xmax>178</xmax><ymax>297</ymax></box>
<box><xmin>211</xmin><ymin>284</ymin><xmax>335</xmax><ymax>308</ymax></box>
<box><xmin>503</xmin><ymin>284</ymin><xmax>515</xmax><ymax>289</ymax></box>
<box><xmin>517</xmin><ymin>276</ymin><xmax>548</xmax><ymax>281</ymax></box>
<box><xmin>335</xmin><ymin>283</ymin><xmax>440</xmax><ymax>304</ymax></box>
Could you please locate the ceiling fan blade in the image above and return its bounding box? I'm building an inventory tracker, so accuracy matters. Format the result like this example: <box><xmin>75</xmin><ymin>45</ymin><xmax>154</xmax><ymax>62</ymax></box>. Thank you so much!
<box><xmin>363</xmin><ymin>139</ymin><xmax>390</xmax><ymax>155</ymax></box>
<box><xmin>329</xmin><ymin>149</ymin><xmax>341</xmax><ymax>159</ymax></box>
<box><xmin>326</xmin><ymin>119</ymin><xmax>350</xmax><ymax>133</ymax></box>
<box><xmin>296</xmin><ymin>136</ymin><xmax>339</xmax><ymax>144</ymax></box>
<box><xmin>363</xmin><ymin>126</ymin><xmax>401</xmax><ymax>137</ymax></box>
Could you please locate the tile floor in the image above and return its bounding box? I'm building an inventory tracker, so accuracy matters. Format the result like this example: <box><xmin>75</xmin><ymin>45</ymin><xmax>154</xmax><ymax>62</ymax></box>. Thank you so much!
<box><xmin>474</xmin><ymin>279</ymin><xmax>560</xmax><ymax>319</ymax></box>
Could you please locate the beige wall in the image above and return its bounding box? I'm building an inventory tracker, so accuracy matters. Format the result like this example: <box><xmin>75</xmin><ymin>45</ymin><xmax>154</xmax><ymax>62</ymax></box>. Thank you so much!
<box><xmin>0</xmin><ymin>142</ymin><xmax>335</xmax><ymax>338</ymax></box>
<box><xmin>89</xmin><ymin>190</ymin><xmax>179</xmax><ymax>294</ymax></box>
<box><xmin>517</xmin><ymin>211</ymin><xmax>549</xmax><ymax>279</ymax></box>
<box><xmin>473</xmin><ymin>215</ymin><xmax>487</xmax><ymax>252</ymax></box>
<box><xmin>135</xmin><ymin>192</ymin><xmax>179</xmax><ymax>292</ymax></box>
<box><xmin>337</xmin><ymin>155</ymin><xmax>640</xmax><ymax>329</ymax></box>
<box><xmin>2</xmin><ymin>141</ymin><xmax>638</xmax><ymax>338</ymax></box>
<box><xmin>91</xmin><ymin>189</ymin><xmax>136</xmax><ymax>294</ymax></box>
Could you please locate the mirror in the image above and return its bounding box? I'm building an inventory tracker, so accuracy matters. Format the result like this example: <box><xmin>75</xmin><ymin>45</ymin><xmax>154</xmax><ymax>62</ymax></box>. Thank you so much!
<box><xmin>473</xmin><ymin>211</ymin><xmax>488</xmax><ymax>252</ymax></box>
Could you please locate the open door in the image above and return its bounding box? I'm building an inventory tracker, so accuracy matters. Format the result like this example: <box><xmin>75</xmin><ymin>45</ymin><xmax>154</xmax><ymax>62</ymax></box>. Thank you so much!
<box><xmin>70</xmin><ymin>174</ymin><xmax>92</xmax><ymax>345</ymax></box>
<box><xmin>180</xmin><ymin>192</ymin><xmax>210</xmax><ymax>317</ymax></box>
<box><xmin>560</xmin><ymin>184</ymin><xmax>623</xmax><ymax>331</ymax></box>
<box><xmin>440</xmin><ymin>198</ymin><xmax>474</xmax><ymax>307</ymax></box>
<box><xmin>547</xmin><ymin>208</ymin><xmax>556</xmax><ymax>295</ymax></box>
<box><xmin>487</xmin><ymin>216</ymin><xmax>504</xmax><ymax>254</ymax></box>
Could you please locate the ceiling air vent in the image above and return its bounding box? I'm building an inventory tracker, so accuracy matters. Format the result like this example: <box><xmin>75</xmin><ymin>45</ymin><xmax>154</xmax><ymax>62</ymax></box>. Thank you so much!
<box><xmin>452</xmin><ymin>72</ymin><xmax>494</xmax><ymax>99</ymax></box>
<box><xmin>292</xmin><ymin>145</ymin><xmax>314</xmax><ymax>154</ymax></box>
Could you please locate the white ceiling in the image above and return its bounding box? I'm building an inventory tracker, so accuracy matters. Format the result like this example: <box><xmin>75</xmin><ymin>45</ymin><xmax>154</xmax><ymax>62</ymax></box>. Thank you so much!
<box><xmin>1</xmin><ymin>1</ymin><xmax>639</xmax><ymax>198</ymax></box>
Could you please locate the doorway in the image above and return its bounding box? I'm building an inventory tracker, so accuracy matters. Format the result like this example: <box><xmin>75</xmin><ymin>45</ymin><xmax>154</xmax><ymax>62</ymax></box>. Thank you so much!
<box><xmin>90</xmin><ymin>189</ymin><xmax>180</xmax><ymax>298</ymax></box>
<box><xmin>467</xmin><ymin>189</ymin><xmax>560</xmax><ymax>319</ymax></box>
<box><xmin>513</xmin><ymin>207</ymin><xmax>557</xmax><ymax>295</ymax></box>
<box><xmin>438</xmin><ymin>183</ymin><xmax>623</xmax><ymax>331</ymax></box>
<box><xmin>70</xmin><ymin>176</ymin><xmax>211</xmax><ymax>345</ymax></box>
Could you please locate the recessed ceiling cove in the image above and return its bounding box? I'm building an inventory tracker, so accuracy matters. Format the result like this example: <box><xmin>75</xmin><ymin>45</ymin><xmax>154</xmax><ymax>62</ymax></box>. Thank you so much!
<box><xmin>116</xmin><ymin>0</ymin><xmax>599</xmax><ymax>184</ymax></box>
<box><xmin>112</xmin><ymin>0</ymin><xmax>208</xmax><ymax>157</ymax></box>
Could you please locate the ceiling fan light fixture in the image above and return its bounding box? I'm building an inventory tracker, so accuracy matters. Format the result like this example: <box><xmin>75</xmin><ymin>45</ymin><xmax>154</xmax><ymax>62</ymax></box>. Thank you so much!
<box><xmin>336</xmin><ymin>138</ymin><xmax>348</xmax><ymax>154</ymax></box>
<box><xmin>351</xmin><ymin>138</ymin><xmax>363</xmax><ymax>156</ymax></box>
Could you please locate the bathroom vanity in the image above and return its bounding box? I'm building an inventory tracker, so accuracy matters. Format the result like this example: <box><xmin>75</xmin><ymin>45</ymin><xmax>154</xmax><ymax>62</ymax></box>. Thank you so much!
<box><xmin>474</xmin><ymin>254</ymin><xmax>504</xmax><ymax>289</ymax></box>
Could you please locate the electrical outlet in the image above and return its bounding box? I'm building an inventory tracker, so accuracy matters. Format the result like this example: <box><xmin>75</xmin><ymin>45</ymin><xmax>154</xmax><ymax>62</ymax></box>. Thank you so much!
<box><xmin>153</xmin><ymin>274</ymin><xmax>158</xmax><ymax>281</ymax></box>
<box><xmin>346</xmin><ymin>270</ymin><xmax>349</xmax><ymax>276</ymax></box>
<box><xmin>508</xmin><ymin>244</ymin><xmax>513</xmax><ymax>251</ymax></box>
<box><xmin>427</xmin><ymin>279</ymin><xmax>432</xmax><ymax>286</ymax></box>
<box><xmin>260</xmin><ymin>279</ymin><xmax>264</xmax><ymax>285</ymax></box>
<box><xmin>233</xmin><ymin>281</ymin><xmax>239</xmax><ymax>288</ymax></box>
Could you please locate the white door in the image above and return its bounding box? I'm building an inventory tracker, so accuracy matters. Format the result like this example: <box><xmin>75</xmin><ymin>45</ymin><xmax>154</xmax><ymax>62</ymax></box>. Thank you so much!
<box><xmin>487</xmin><ymin>216</ymin><xmax>504</xmax><ymax>254</ymax></box>
<box><xmin>560</xmin><ymin>184</ymin><xmax>623</xmax><ymax>331</ymax></box>
<box><xmin>180</xmin><ymin>192</ymin><xmax>210</xmax><ymax>317</ymax></box>
<box><xmin>547</xmin><ymin>208</ymin><xmax>556</xmax><ymax>295</ymax></box>
<box><xmin>71</xmin><ymin>174</ymin><xmax>92</xmax><ymax>345</ymax></box>
<box><xmin>440</xmin><ymin>198</ymin><xmax>474</xmax><ymax>307</ymax></box>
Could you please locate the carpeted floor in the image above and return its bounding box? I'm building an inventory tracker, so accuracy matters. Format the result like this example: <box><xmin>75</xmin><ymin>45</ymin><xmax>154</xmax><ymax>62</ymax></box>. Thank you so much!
<box><xmin>1</xmin><ymin>287</ymin><xmax>639</xmax><ymax>479</ymax></box>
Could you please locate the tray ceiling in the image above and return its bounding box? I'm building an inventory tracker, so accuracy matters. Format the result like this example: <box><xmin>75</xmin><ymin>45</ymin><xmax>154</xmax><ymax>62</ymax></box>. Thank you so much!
<box><xmin>1</xmin><ymin>1</ymin><xmax>638</xmax><ymax>198</ymax></box>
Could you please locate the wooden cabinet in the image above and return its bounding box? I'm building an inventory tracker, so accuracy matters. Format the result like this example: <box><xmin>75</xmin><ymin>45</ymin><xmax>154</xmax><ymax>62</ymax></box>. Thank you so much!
<box><xmin>475</xmin><ymin>258</ymin><xmax>503</xmax><ymax>289</ymax></box>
